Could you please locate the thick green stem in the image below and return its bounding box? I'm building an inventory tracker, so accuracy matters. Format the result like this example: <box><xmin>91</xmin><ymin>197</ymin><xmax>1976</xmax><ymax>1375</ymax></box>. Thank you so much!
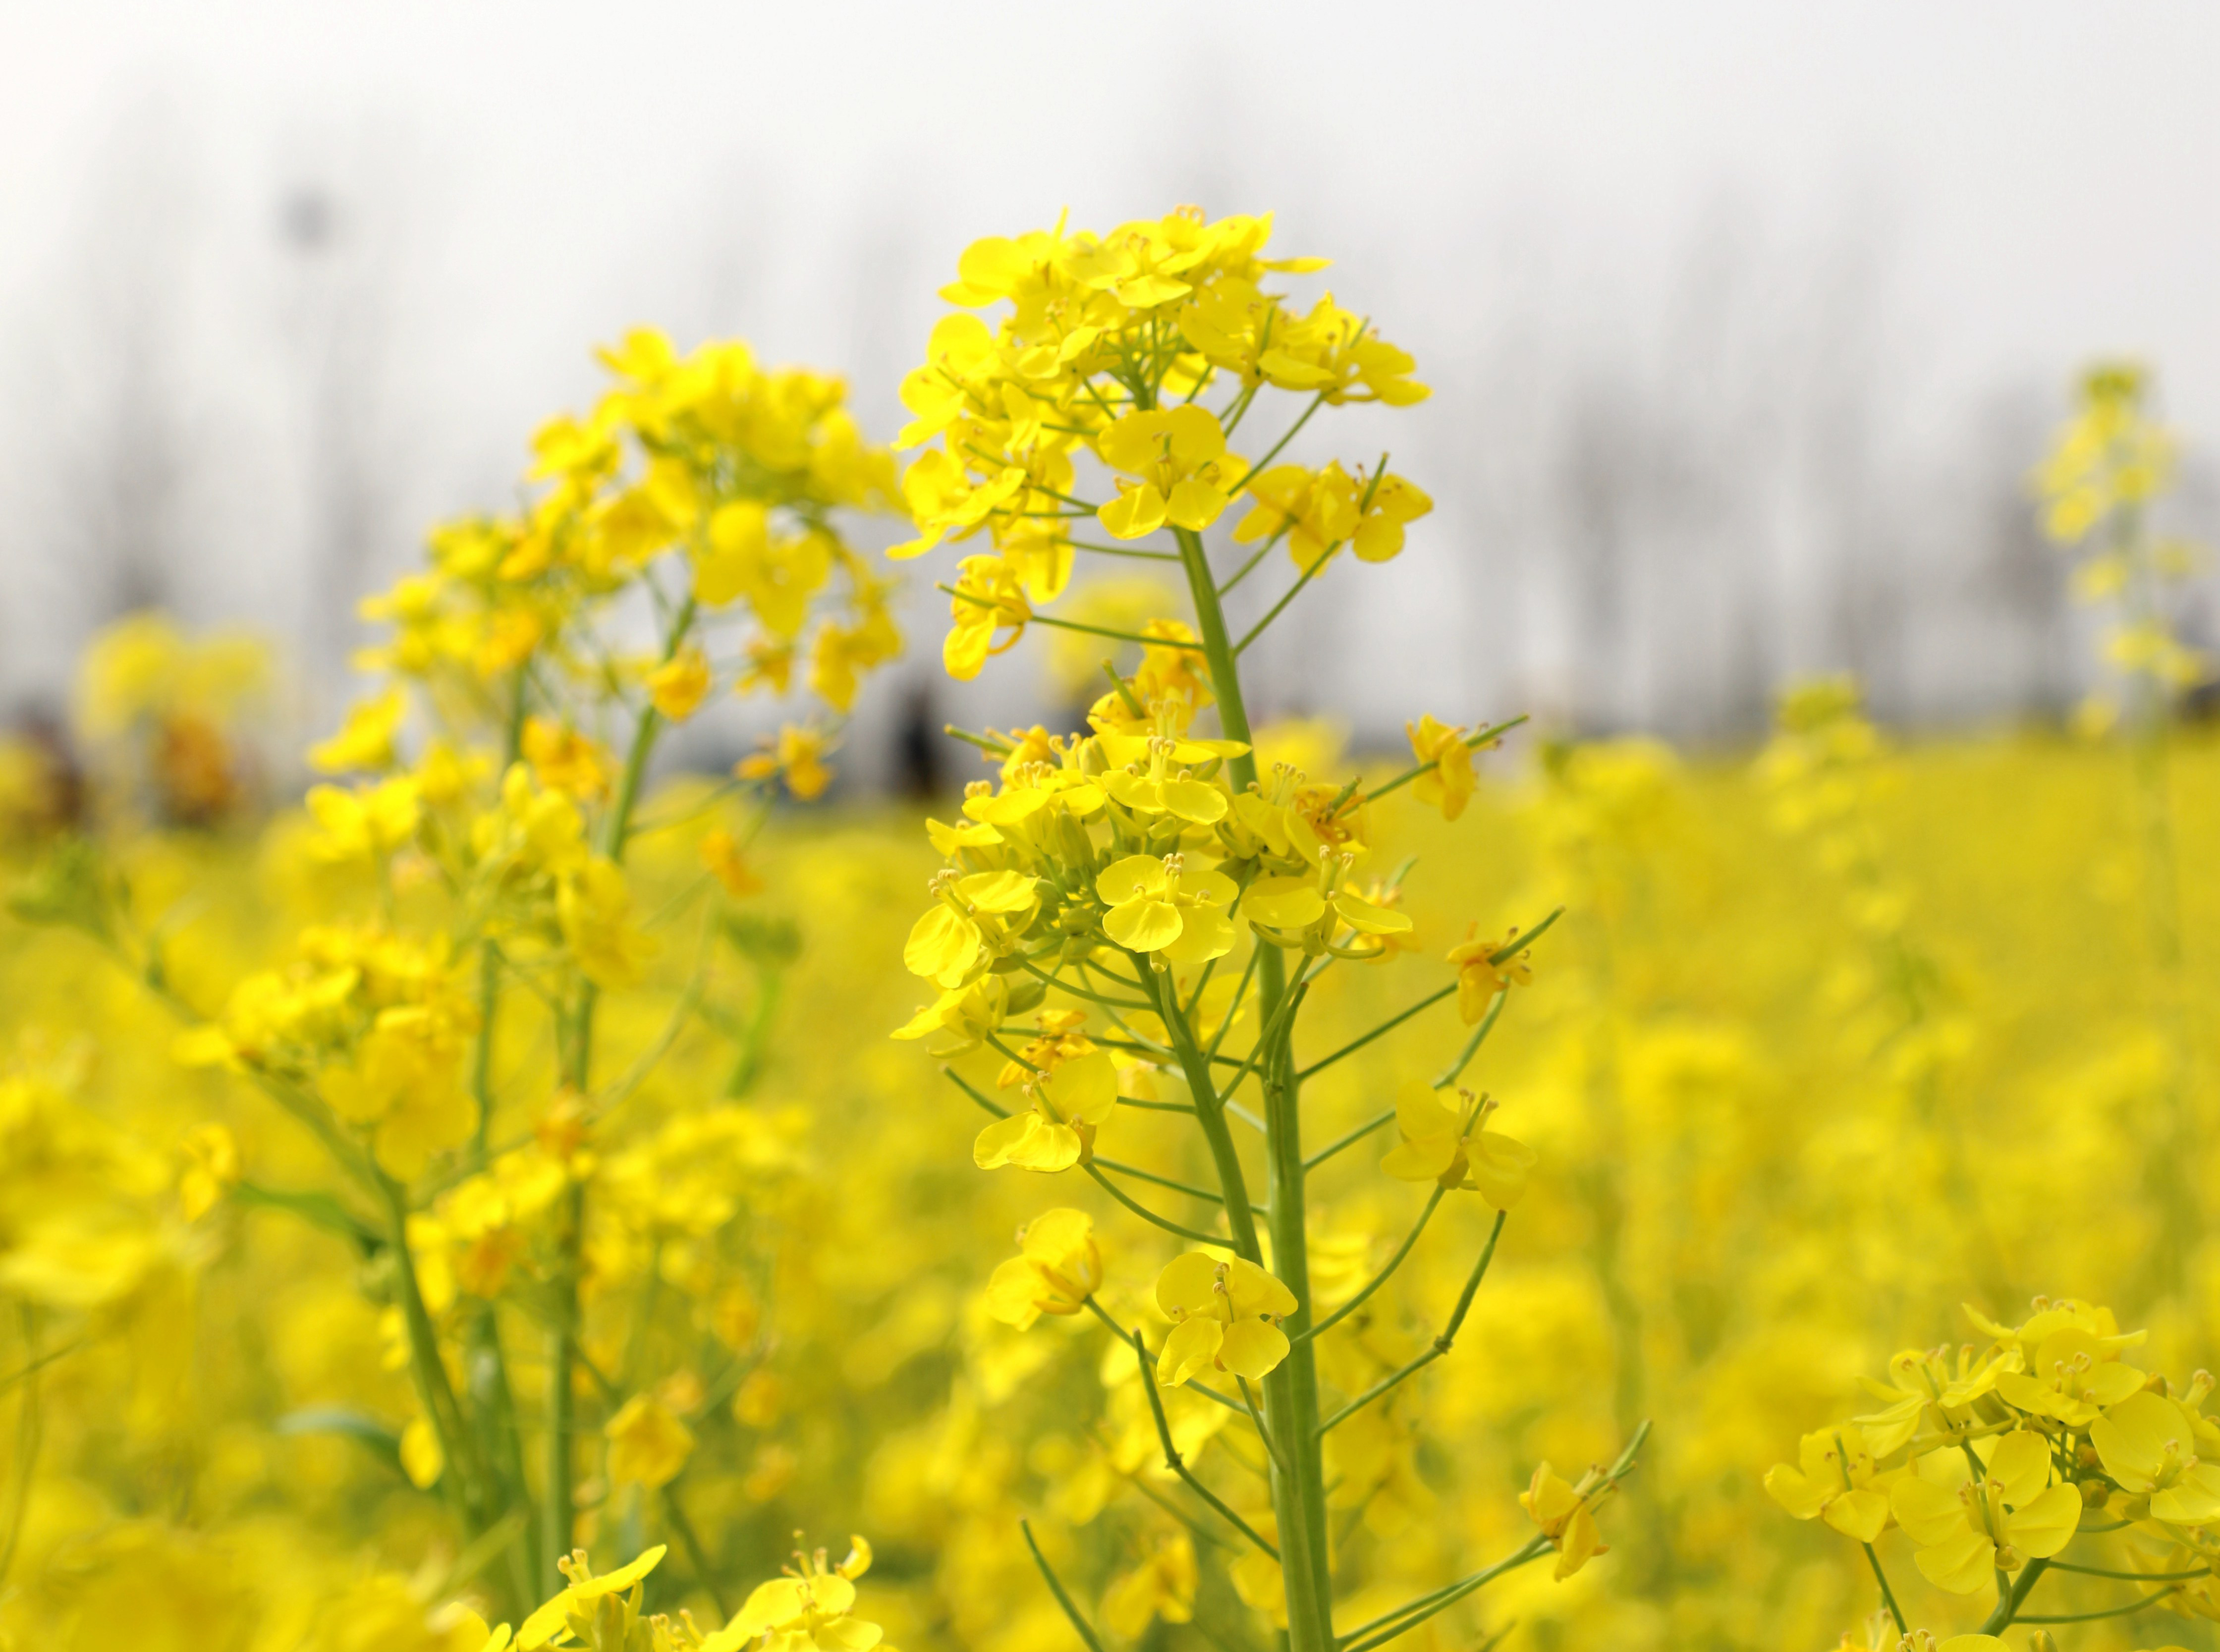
<box><xmin>1173</xmin><ymin>522</ymin><xmax>1336</xmax><ymax>1652</ymax></box>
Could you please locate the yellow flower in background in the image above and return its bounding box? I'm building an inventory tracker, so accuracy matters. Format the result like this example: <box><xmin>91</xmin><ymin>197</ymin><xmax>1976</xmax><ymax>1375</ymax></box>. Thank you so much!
<box><xmin>1155</xmin><ymin>1252</ymin><xmax>1298</xmax><ymax>1385</ymax></box>
<box><xmin>1379</xmin><ymin>1081</ymin><xmax>1535</xmax><ymax>1207</ymax></box>
<box><xmin>738</xmin><ymin>722</ymin><xmax>835</xmax><ymax>801</ymax></box>
<box><xmin>1102</xmin><ymin>1532</ymin><xmax>1198</xmax><ymax>1636</ymax></box>
<box><xmin>1888</xmin><ymin>1432</ymin><xmax>2080</xmax><ymax>1593</ymax></box>
<box><xmin>986</xmin><ymin>1208</ymin><xmax>1103</xmax><ymax>1328</ymax></box>
<box><xmin>177</xmin><ymin>1121</ymin><xmax>239</xmax><ymax>1221</ymax></box>
<box><xmin>310</xmin><ymin>687</ymin><xmax>407</xmax><ymax>773</ymax></box>
<box><xmin>1521</xmin><ymin>1461</ymin><xmax>1610</xmax><ymax>1580</ymax></box>
<box><xmin>523</xmin><ymin>717</ymin><xmax>612</xmax><ymax>802</ymax></box>
<box><xmin>646</xmin><ymin>646</ymin><xmax>712</xmax><ymax>721</ymax></box>
<box><xmin>306</xmin><ymin>776</ymin><xmax>422</xmax><ymax>862</ymax></box>
<box><xmin>604</xmin><ymin>1394</ymin><xmax>695</xmax><ymax>1489</ymax></box>
<box><xmin>1405</xmin><ymin>713</ymin><xmax>1477</xmax><ymax>821</ymax></box>
<box><xmin>1763</xmin><ymin>1429</ymin><xmax>1890</xmax><ymax>1542</ymax></box>
<box><xmin>399</xmin><ymin>1415</ymin><xmax>444</xmax><ymax>1488</ymax></box>
<box><xmin>557</xmin><ymin>857</ymin><xmax>659</xmax><ymax>990</ymax></box>
<box><xmin>1446</xmin><ymin>923</ymin><xmax>1534</xmax><ymax>1022</ymax></box>
<box><xmin>2034</xmin><ymin>362</ymin><xmax>2173</xmax><ymax>542</ymax></box>
<box><xmin>700</xmin><ymin>827</ymin><xmax>764</xmax><ymax>896</ymax></box>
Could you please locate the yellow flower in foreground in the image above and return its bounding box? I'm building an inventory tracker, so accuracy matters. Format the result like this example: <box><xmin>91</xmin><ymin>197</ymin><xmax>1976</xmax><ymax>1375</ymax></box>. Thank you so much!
<box><xmin>1406</xmin><ymin>713</ymin><xmax>1477</xmax><ymax>821</ymax></box>
<box><xmin>1098</xmin><ymin>853</ymin><xmax>1237</xmax><ymax>965</ymax></box>
<box><xmin>974</xmin><ymin>1049</ymin><xmax>1118</xmax><ymax>1172</ymax></box>
<box><xmin>2090</xmin><ymin>1391</ymin><xmax>2220</xmax><ymax>1523</ymax></box>
<box><xmin>516</xmin><ymin>1545</ymin><xmax>665</xmax><ymax>1651</ymax></box>
<box><xmin>1854</xmin><ymin>1343</ymin><xmax>2008</xmax><ymax>1456</ymax></box>
<box><xmin>986</xmin><ymin>1208</ymin><xmax>1104</xmax><ymax>1328</ymax></box>
<box><xmin>738</xmin><ymin>723</ymin><xmax>835</xmax><ymax>801</ymax></box>
<box><xmin>943</xmin><ymin>553</ymin><xmax>1031</xmax><ymax>680</ymax></box>
<box><xmin>1763</xmin><ymin>1428</ymin><xmax>1889</xmax><ymax>1542</ymax></box>
<box><xmin>646</xmin><ymin>646</ymin><xmax>712</xmax><ymax>721</ymax></box>
<box><xmin>706</xmin><ymin>1537</ymin><xmax>881</xmax><ymax>1652</ymax></box>
<box><xmin>1520</xmin><ymin>1461</ymin><xmax>1610</xmax><ymax>1579</ymax></box>
<box><xmin>1888</xmin><ymin>1431</ymin><xmax>2080</xmax><ymax>1593</ymax></box>
<box><xmin>605</xmin><ymin>1393</ymin><xmax>695</xmax><ymax>1489</ymax></box>
<box><xmin>1379</xmin><ymin>1081</ymin><xmax>1534</xmax><ymax>1208</ymax></box>
<box><xmin>1156</xmin><ymin>1252</ymin><xmax>1298</xmax><ymax>1385</ymax></box>
<box><xmin>1096</xmin><ymin>405</ymin><xmax>1242</xmax><ymax>540</ymax></box>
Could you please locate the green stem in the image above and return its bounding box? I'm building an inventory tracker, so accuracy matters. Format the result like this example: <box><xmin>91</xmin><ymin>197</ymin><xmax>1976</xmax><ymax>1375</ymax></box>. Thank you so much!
<box><xmin>1302</xmin><ymin>1109</ymin><xmax>1396</xmax><ymax>1172</ymax></box>
<box><xmin>1978</xmin><ymin>1556</ymin><xmax>2051</xmax><ymax>1634</ymax></box>
<box><xmin>1172</xmin><ymin>520</ymin><xmax>1335</xmax><ymax>1652</ymax></box>
<box><xmin>1020</xmin><ymin>1519</ymin><xmax>1109</xmax><ymax>1652</ymax></box>
<box><xmin>1862</xmin><ymin>1544</ymin><xmax>1907</xmax><ymax>1636</ymax></box>
<box><xmin>1110</xmin><ymin>1319</ymin><xmax>1280</xmax><ymax>1560</ymax></box>
<box><xmin>1296</xmin><ymin>984</ymin><xmax>1456</xmax><ymax>1082</ymax></box>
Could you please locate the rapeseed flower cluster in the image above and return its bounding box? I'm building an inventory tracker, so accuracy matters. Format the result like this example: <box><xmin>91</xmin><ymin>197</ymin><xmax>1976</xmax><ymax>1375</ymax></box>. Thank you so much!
<box><xmin>885</xmin><ymin>208</ymin><xmax>1639</xmax><ymax>1652</ymax></box>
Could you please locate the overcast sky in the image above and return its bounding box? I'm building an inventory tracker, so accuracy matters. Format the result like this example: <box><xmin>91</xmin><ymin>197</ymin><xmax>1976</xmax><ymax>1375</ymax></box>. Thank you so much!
<box><xmin>1</xmin><ymin>0</ymin><xmax>2214</xmax><ymax>740</ymax></box>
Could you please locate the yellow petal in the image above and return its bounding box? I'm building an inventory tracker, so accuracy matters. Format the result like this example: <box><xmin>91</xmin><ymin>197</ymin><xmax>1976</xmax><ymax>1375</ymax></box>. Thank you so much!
<box><xmin>904</xmin><ymin>905</ymin><xmax>981</xmax><ymax>983</ymax></box>
<box><xmin>1890</xmin><ymin>1475</ymin><xmax>1971</xmax><ymax>1548</ymax></box>
<box><xmin>1157</xmin><ymin>1252</ymin><xmax>1223</xmax><ymax>1316</ymax></box>
<box><xmin>2008</xmin><ymin>1482</ymin><xmax>2082</xmax><ymax>1556</ymax></box>
<box><xmin>1097</xmin><ymin>854</ymin><xmax>1170</xmax><ymax>905</ymax></box>
<box><xmin>1107</xmin><ymin>898</ymin><xmax>1183</xmax><ymax>953</ymax></box>
<box><xmin>1216</xmin><ymin>1319</ymin><xmax>1290</xmax><ymax>1380</ymax></box>
<box><xmin>1158</xmin><ymin>1316</ymin><xmax>1223</xmax><ymax>1386</ymax></box>
<box><xmin>1821</xmin><ymin>1486</ymin><xmax>1890</xmax><ymax>1543</ymax></box>
<box><xmin>1762</xmin><ymin>1463</ymin><xmax>1827</xmax><ymax>1520</ymax></box>
<box><xmin>1100</xmin><ymin>485</ymin><xmax>1168</xmax><ymax>541</ymax></box>
<box><xmin>1244</xmin><ymin>877</ymin><xmax>1325</xmax><ymax>929</ymax></box>
<box><xmin>1912</xmin><ymin>1526</ymin><xmax>1996</xmax><ymax>1595</ymax></box>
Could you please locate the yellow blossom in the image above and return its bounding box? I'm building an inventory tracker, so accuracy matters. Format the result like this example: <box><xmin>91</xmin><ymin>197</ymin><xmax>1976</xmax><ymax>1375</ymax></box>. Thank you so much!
<box><xmin>309</xmin><ymin>687</ymin><xmax>408</xmax><ymax>773</ymax></box>
<box><xmin>1379</xmin><ymin>1081</ymin><xmax>1535</xmax><ymax>1207</ymax></box>
<box><xmin>1155</xmin><ymin>1252</ymin><xmax>1298</xmax><ymax>1385</ymax></box>
<box><xmin>1520</xmin><ymin>1461</ymin><xmax>1610</xmax><ymax>1580</ymax></box>
<box><xmin>986</xmin><ymin>1209</ymin><xmax>1103</xmax><ymax>1328</ymax></box>
<box><xmin>1888</xmin><ymin>1432</ymin><xmax>2081</xmax><ymax>1593</ymax></box>
<box><xmin>604</xmin><ymin>1394</ymin><xmax>695</xmax><ymax>1489</ymax></box>
<box><xmin>647</xmin><ymin>647</ymin><xmax>712</xmax><ymax>721</ymax></box>
<box><xmin>738</xmin><ymin>723</ymin><xmax>835</xmax><ymax>801</ymax></box>
<box><xmin>1405</xmin><ymin>714</ymin><xmax>1478</xmax><ymax>822</ymax></box>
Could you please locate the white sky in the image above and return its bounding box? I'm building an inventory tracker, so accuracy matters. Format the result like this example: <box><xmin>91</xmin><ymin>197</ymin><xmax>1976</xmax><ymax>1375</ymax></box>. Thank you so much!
<box><xmin>0</xmin><ymin>0</ymin><xmax>2215</xmax><ymax>737</ymax></box>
